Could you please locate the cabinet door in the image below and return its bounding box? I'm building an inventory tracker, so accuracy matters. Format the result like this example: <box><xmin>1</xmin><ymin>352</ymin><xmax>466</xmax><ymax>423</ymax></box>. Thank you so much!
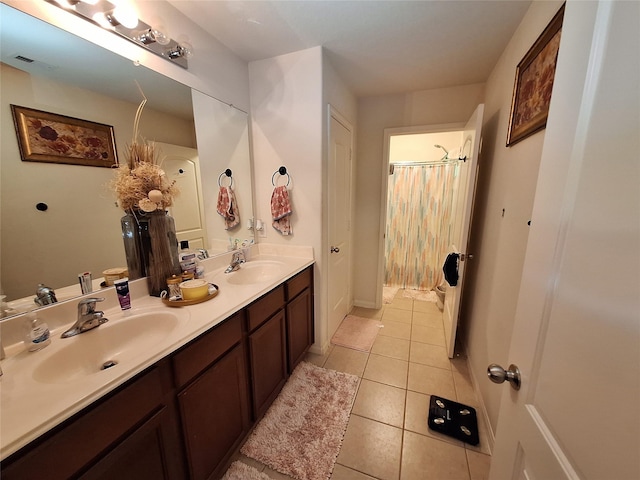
<box><xmin>286</xmin><ymin>288</ymin><xmax>313</xmax><ymax>373</ymax></box>
<box><xmin>79</xmin><ymin>407</ymin><xmax>183</xmax><ymax>480</ymax></box>
<box><xmin>248</xmin><ymin>310</ymin><xmax>287</xmax><ymax>419</ymax></box>
<box><xmin>178</xmin><ymin>344</ymin><xmax>250</xmax><ymax>480</ymax></box>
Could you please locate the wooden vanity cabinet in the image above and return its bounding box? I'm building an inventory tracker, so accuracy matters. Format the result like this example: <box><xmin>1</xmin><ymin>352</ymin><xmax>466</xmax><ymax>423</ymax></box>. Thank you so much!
<box><xmin>1</xmin><ymin>265</ymin><xmax>314</xmax><ymax>480</ymax></box>
<box><xmin>246</xmin><ymin>286</ymin><xmax>288</xmax><ymax>420</ymax></box>
<box><xmin>1</xmin><ymin>361</ymin><xmax>185</xmax><ymax>480</ymax></box>
<box><xmin>172</xmin><ymin>312</ymin><xmax>250</xmax><ymax>480</ymax></box>
<box><xmin>285</xmin><ymin>267</ymin><xmax>314</xmax><ymax>373</ymax></box>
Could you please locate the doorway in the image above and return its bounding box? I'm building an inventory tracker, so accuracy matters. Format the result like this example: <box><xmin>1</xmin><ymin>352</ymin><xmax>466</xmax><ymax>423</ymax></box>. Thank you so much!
<box><xmin>382</xmin><ymin>129</ymin><xmax>464</xmax><ymax>304</ymax></box>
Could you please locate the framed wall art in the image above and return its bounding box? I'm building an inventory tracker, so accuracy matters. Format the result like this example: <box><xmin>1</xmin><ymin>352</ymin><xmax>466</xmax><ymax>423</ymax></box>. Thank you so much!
<box><xmin>506</xmin><ymin>4</ymin><xmax>565</xmax><ymax>146</ymax></box>
<box><xmin>10</xmin><ymin>105</ymin><xmax>118</xmax><ymax>167</ymax></box>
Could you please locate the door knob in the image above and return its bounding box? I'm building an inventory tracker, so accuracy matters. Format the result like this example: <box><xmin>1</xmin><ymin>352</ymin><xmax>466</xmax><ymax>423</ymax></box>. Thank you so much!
<box><xmin>487</xmin><ymin>363</ymin><xmax>521</xmax><ymax>390</ymax></box>
<box><xmin>331</xmin><ymin>246</ymin><xmax>340</xmax><ymax>253</ymax></box>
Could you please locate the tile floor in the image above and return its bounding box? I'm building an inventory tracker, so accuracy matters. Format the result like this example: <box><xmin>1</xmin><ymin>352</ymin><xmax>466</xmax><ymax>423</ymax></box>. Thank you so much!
<box><xmin>233</xmin><ymin>290</ymin><xmax>492</xmax><ymax>480</ymax></box>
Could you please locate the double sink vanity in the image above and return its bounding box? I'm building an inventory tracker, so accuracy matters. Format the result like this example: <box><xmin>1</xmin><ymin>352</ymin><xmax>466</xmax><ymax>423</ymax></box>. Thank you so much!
<box><xmin>0</xmin><ymin>244</ymin><xmax>314</xmax><ymax>480</ymax></box>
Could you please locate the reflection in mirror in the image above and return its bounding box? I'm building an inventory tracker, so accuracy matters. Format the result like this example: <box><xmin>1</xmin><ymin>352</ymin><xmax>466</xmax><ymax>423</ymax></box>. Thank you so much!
<box><xmin>0</xmin><ymin>4</ymin><xmax>254</xmax><ymax>316</ymax></box>
<box><xmin>192</xmin><ymin>90</ymin><xmax>253</xmax><ymax>255</ymax></box>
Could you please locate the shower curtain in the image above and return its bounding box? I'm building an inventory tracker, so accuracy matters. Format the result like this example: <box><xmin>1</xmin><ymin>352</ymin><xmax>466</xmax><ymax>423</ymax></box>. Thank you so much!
<box><xmin>384</xmin><ymin>163</ymin><xmax>456</xmax><ymax>291</ymax></box>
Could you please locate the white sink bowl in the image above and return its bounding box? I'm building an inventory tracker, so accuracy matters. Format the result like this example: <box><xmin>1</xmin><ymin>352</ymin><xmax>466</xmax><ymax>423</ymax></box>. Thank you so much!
<box><xmin>32</xmin><ymin>310</ymin><xmax>186</xmax><ymax>384</ymax></box>
<box><xmin>222</xmin><ymin>260</ymin><xmax>287</xmax><ymax>285</ymax></box>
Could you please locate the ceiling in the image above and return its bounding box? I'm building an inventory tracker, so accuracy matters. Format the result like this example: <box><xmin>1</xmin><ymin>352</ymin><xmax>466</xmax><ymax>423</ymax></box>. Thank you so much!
<box><xmin>168</xmin><ymin>0</ymin><xmax>532</xmax><ymax>97</ymax></box>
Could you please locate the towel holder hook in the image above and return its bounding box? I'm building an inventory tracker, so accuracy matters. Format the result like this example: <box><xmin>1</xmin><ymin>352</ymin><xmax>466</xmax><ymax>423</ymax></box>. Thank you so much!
<box><xmin>272</xmin><ymin>166</ymin><xmax>291</xmax><ymax>187</ymax></box>
<box><xmin>218</xmin><ymin>169</ymin><xmax>233</xmax><ymax>187</ymax></box>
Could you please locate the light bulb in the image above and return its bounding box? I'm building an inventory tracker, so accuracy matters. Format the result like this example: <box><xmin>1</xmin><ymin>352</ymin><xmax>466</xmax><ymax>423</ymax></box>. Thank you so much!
<box><xmin>112</xmin><ymin>5</ymin><xmax>138</xmax><ymax>29</ymax></box>
<box><xmin>135</xmin><ymin>28</ymin><xmax>170</xmax><ymax>46</ymax></box>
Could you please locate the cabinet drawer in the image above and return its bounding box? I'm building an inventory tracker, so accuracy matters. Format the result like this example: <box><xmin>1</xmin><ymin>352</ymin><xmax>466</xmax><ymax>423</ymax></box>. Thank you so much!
<box><xmin>2</xmin><ymin>367</ymin><xmax>165</xmax><ymax>480</ymax></box>
<box><xmin>173</xmin><ymin>312</ymin><xmax>243</xmax><ymax>388</ymax></box>
<box><xmin>246</xmin><ymin>285</ymin><xmax>285</xmax><ymax>332</ymax></box>
<box><xmin>286</xmin><ymin>266</ymin><xmax>312</xmax><ymax>301</ymax></box>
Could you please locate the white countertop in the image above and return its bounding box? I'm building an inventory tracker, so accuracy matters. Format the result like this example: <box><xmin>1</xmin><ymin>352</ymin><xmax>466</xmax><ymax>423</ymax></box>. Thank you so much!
<box><xmin>0</xmin><ymin>244</ymin><xmax>313</xmax><ymax>460</ymax></box>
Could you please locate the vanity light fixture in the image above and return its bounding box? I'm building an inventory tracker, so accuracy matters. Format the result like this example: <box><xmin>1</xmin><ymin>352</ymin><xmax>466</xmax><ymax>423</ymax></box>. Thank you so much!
<box><xmin>45</xmin><ymin>0</ymin><xmax>191</xmax><ymax>69</ymax></box>
<box><xmin>166</xmin><ymin>41</ymin><xmax>193</xmax><ymax>60</ymax></box>
<box><xmin>135</xmin><ymin>28</ymin><xmax>171</xmax><ymax>46</ymax></box>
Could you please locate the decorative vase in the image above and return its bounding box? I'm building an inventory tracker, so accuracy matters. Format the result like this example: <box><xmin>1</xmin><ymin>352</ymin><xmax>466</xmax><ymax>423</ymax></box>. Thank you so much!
<box><xmin>121</xmin><ymin>210</ymin><xmax>181</xmax><ymax>297</ymax></box>
<box><xmin>121</xmin><ymin>212</ymin><xmax>145</xmax><ymax>280</ymax></box>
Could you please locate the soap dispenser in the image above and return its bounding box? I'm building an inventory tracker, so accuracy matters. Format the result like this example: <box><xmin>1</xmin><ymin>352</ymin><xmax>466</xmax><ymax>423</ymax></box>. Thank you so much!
<box><xmin>23</xmin><ymin>310</ymin><xmax>51</xmax><ymax>352</ymax></box>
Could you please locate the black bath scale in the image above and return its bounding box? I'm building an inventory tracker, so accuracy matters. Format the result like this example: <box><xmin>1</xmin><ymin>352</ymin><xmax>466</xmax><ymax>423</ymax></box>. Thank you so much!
<box><xmin>427</xmin><ymin>395</ymin><xmax>479</xmax><ymax>446</ymax></box>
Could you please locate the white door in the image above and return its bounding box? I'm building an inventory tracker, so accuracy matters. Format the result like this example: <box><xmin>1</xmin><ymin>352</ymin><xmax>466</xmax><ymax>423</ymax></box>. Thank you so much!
<box><xmin>490</xmin><ymin>2</ymin><xmax>639</xmax><ymax>478</ymax></box>
<box><xmin>443</xmin><ymin>104</ymin><xmax>484</xmax><ymax>358</ymax></box>
<box><xmin>328</xmin><ymin>108</ymin><xmax>353</xmax><ymax>338</ymax></box>
<box><xmin>156</xmin><ymin>142</ymin><xmax>208</xmax><ymax>250</ymax></box>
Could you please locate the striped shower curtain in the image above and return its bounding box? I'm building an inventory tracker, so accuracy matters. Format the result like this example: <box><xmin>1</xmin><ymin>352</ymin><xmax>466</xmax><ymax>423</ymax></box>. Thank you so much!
<box><xmin>384</xmin><ymin>163</ymin><xmax>457</xmax><ymax>290</ymax></box>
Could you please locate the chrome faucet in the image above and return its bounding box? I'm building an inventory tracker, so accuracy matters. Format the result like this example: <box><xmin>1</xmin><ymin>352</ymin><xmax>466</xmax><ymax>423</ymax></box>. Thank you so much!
<box><xmin>61</xmin><ymin>297</ymin><xmax>108</xmax><ymax>338</ymax></box>
<box><xmin>225</xmin><ymin>251</ymin><xmax>245</xmax><ymax>273</ymax></box>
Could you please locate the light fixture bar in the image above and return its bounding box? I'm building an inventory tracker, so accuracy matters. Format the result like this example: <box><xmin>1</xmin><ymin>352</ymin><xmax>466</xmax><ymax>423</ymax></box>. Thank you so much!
<box><xmin>45</xmin><ymin>0</ymin><xmax>190</xmax><ymax>69</ymax></box>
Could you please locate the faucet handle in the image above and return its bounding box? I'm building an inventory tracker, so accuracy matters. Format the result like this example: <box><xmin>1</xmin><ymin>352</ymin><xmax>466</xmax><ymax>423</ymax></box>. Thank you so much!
<box><xmin>78</xmin><ymin>297</ymin><xmax>105</xmax><ymax>315</ymax></box>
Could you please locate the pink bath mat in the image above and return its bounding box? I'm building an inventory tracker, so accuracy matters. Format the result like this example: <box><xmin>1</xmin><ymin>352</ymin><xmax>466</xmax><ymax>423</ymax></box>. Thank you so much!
<box><xmin>331</xmin><ymin>315</ymin><xmax>382</xmax><ymax>352</ymax></box>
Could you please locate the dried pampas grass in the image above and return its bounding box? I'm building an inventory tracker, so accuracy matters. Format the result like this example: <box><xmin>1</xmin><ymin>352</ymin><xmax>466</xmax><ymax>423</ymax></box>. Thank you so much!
<box><xmin>111</xmin><ymin>87</ymin><xmax>178</xmax><ymax>212</ymax></box>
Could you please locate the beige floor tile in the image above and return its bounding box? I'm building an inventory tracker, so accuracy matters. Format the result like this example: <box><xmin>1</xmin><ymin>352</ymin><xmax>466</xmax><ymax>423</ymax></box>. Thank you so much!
<box><xmin>450</xmin><ymin>354</ymin><xmax>471</xmax><ymax>376</ymax></box>
<box><xmin>411</xmin><ymin>310</ymin><xmax>444</xmax><ymax>328</ymax></box>
<box><xmin>350</xmin><ymin>306</ymin><xmax>384</xmax><ymax>320</ymax></box>
<box><xmin>337</xmin><ymin>415</ymin><xmax>402</xmax><ymax>480</ymax></box>
<box><xmin>371</xmin><ymin>335</ymin><xmax>410</xmax><ymax>361</ymax></box>
<box><xmin>304</xmin><ymin>345</ymin><xmax>333</xmax><ymax>368</ymax></box>
<box><xmin>363</xmin><ymin>353</ymin><xmax>409</xmax><ymax>389</ymax></box>
<box><xmin>407</xmin><ymin>362</ymin><xmax>456</xmax><ymax>398</ymax></box>
<box><xmin>404</xmin><ymin>391</ymin><xmax>464</xmax><ymax>447</ymax></box>
<box><xmin>230</xmin><ymin>452</ymin><xmax>267</xmax><ymax>473</ymax></box>
<box><xmin>381</xmin><ymin>308</ymin><xmax>412</xmax><ymax>324</ymax></box>
<box><xmin>401</xmin><ymin>431</ymin><xmax>470</xmax><ymax>480</ymax></box>
<box><xmin>466</xmin><ymin>450</ymin><xmax>491</xmax><ymax>480</ymax></box>
<box><xmin>453</xmin><ymin>369</ymin><xmax>478</xmax><ymax>406</ymax></box>
<box><xmin>331</xmin><ymin>464</ymin><xmax>377</xmax><ymax>479</ymax></box>
<box><xmin>378</xmin><ymin>320</ymin><xmax>412</xmax><ymax>340</ymax></box>
<box><xmin>324</xmin><ymin>345</ymin><xmax>369</xmax><ymax>377</ymax></box>
<box><xmin>352</xmin><ymin>379</ymin><xmax>406</xmax><ymax>428</ymax></box>
<box><xmin>409</xmin><ymin>342</ymin><xmax>451</xmax><ymax>370</ymax></box>
<box><xmin>411</xmin><ymin>324</ymin><xmax>446</xmax><ymax>346</ymax></box>
<box><xmin>413</xmin><ymin>300</ymin><xmax>441</xmax><ymax>314</ymax></box>
<box><xmin>388</xmin><ymin>295</ymin><xmax>413</xmax><ymax>311</ymax></box>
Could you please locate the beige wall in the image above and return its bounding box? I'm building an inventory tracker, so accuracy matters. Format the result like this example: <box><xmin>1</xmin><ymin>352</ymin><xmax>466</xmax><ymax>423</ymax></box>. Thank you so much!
<box><xmin>248</xmin><ymin>47</ymin><xmax>357</xmax><ymax>353</ymax></box>
<box><xmin>1</xmin><ymin>63</ymin><xmax>195</xmax><ymax>300</ymax></box>
<box><xmin>249</xmin><ymin>47</ymin><xmax>326</xmax><ymax>347</ymax></box>
<box><xmin>460</xmin><ymin>0</ymin><xmax>565</xmax><ymax>436</ymax></box>
<box><xmin>353</xmin><ymin>83</ymin><xmax>485</xmax><ymax>306</ymax></box>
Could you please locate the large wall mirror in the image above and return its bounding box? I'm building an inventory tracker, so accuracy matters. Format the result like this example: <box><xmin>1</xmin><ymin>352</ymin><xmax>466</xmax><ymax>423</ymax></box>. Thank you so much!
<box><xmin>0</xmin><ymin>3</ymin><xmax>254</xmax><ymax>315</ymax></box>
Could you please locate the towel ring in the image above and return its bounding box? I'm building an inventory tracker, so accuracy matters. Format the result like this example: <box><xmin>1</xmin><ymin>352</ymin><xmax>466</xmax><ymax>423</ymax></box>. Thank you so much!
<box><xmin>272</xmin><ymin>166</ymin><xmax>291</xmax><ymax>186</ymax></box>
<box><xmin>218</xmin><ymin>169</ymin><xmax>233</xmax><ymax>187</ymax></box>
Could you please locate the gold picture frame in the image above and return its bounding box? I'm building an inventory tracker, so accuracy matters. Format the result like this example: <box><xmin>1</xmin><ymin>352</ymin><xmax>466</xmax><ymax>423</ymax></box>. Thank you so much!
<box><xmin>506</xmin><ymin>4</ymin><xmax>565</xmax><ymax>146</ymax></box>
<box><xmin>10</xmin><ymin>105</ymin><xmax>118</xmax><ymax>167</ymax></box>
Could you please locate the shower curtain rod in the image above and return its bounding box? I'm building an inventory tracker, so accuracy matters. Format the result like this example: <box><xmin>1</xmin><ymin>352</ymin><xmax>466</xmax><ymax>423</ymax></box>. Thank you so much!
<box><xmin>391</xmin><ymin>160</ymin><xmax>454</xmax><ymax>167</ymax></box>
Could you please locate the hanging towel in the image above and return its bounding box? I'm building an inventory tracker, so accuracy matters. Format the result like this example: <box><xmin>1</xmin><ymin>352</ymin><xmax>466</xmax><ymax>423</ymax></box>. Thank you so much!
<box><xmin>217</xmin><ymin>186</ymin><xmax>240</xmax><ymax>230</ymax></box>
<box><xmin>443</xmin><ymin>253</ymin><xmax>460</xmax><ymax>286</ymax></box>
<box><xmin>271</xmin><ymin>185</ymin><xmax>292</xmax><ymax>235</ymax></box>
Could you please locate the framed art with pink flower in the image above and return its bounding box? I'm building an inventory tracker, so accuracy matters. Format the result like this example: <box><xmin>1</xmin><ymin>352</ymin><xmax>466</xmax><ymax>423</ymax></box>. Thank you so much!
<box><xmin>10</xmin><ymin>105</ymin><xmax>117</xmax><ymax>167</ymax></box>
<box><xmin>506</xmin><ymin>4</ymin><xmax>564</xmax><ymax>146</ymax></box>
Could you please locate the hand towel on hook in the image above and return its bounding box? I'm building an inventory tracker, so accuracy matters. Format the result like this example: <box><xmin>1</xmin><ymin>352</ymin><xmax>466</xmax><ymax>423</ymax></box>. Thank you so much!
<box><xmin>271</xmin><ymin>185</ymin><xmax>292</xmax><ymax>235</ymax></box>
<box><xmin>217</xmin><ymin>186</ymin><xmax>240</xmax><ymax>230</ymax></box>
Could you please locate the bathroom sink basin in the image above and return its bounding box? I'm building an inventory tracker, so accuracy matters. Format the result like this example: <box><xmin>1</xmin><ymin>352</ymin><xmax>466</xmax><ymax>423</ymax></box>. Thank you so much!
<box><xmin>222</xmin><ymin>260</ymin><xmax>287</xmax><ymax>285</ymax></box>
<box><xmin>32</xmin><ymin>310</ymin><xmax>186</xmax><ymax>384</ymax></box>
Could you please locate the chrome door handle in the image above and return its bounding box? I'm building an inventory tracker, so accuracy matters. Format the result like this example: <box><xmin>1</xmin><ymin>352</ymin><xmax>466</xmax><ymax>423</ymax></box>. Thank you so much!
<box><xmin>460</xmin><ymin>253</ymin><xmax>474</xmax><ymax>261</ymax></box>
<box><xmin>487</xmin><ymin>363</ymin><xmax>521</xmax><ymax>390</ymax></box>
<box><xmin>331</xmin><ymin>246</ymin><xmax>340</xmax><ymax>253</ymax></box>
